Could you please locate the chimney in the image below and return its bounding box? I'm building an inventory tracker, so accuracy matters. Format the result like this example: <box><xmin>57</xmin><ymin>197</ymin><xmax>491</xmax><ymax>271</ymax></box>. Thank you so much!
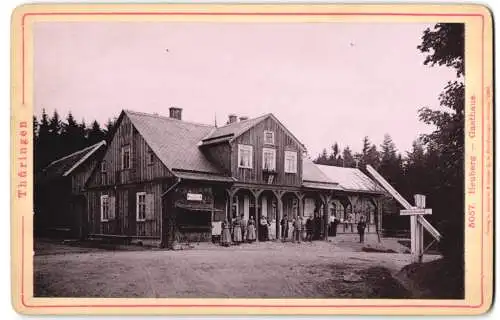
<box><xmin>228</xmin><ymin>114</ymin><xmax>237</xmax><ymax>124</ymax></box>
<box><xmin>169</xmin><ymin>107</ymin><xmax>182</xmax><ymax>120</ymax></box>
<box><xmin>239</xmin><ymin>116</ymin><xmax>249</xmax><ymax>121</ymax></box>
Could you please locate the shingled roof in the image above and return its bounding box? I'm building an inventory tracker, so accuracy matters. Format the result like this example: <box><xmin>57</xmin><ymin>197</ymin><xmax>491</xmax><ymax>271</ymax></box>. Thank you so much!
<box><xmin>302</xmin><ymin>159</ymin><xmax>384</xmax><ymax>194</ymax></box>
<box><xmin>200</xmin><ymin>113</ymin><xmax>305</xmax><ymax>150</ymax></box>
<box><xmin>200</xmin><ymin>114</ymin><xmax>270</xmax><ymax>145</ymax></box>
<box><xmin>125</xmin><ymin>110</ymin><xmax>224</xmax><ymax>174</ymax></box>
<box><xmin>40</xmin><ymin>140</ymin><xmax>106</xmax><ymax>182</ymax></box>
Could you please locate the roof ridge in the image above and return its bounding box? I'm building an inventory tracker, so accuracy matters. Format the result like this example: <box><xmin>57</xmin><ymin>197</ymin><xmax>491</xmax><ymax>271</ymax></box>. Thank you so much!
<box><xmin>45</xmin><ymin>140</ymin><xmax>105</xmax><ymax>168</ymax></box>
<box><xmin>124</xmin><ymin>109</ymin><xmax>215</xmax><ymax>128</ymax></box>
<box><xmin>214</xmin><ymin>113</ymin><xmax>271</xmax><ymax>130</ymax></box>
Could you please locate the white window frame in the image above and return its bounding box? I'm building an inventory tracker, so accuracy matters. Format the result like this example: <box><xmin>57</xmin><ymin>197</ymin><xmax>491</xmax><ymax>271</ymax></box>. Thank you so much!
<box><xmin>100</xmin><ymin>195</ymin><xmax>109</xmax><ymax>222</ymax></box>
<box><xmin>136</xmin><ymin>192</ymin><xmax>146</xmax><ymax>222</ymax></box>
<box><xmin>121</xmin><ymin>145</ymin><xmax>131</xmax><ymax>169</ymax></box>
<box><xmin>262</xmin><ymin>147</ymin><xmax>276</xmax><ymax>171</ymax></box>
<box><xmin>264</xmin><ymin>130</ymin><xmax>275</xmax><ymax>145</ymax></box>
<box><xmin>100</xmin><ymin>160</ymin><xmax>106</xmax><ymax>173</ymax></box>
<box><xmin>238</xmin><ymin>144</ymin><xmax>253</xmax><ymax>169</ymax></box>
<box><xmin>284</xmin><ymin>150</ymin><xmax>298</xmax><ymax>173</ymax></box>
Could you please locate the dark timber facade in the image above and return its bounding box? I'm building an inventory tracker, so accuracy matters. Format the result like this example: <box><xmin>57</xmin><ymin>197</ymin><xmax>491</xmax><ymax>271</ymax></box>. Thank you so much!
<box><xmin>82</xmin><ymin>108</ymin><xmax>385</xmax><ymax>247</ymax></box>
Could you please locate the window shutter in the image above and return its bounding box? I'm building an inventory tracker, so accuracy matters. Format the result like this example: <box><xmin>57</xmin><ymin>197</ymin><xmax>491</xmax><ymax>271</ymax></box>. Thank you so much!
<box><xmin>109</xmin><ymin>196</ymin><xmax>116</xmax><ymax>220</ymax></box>
<box><xmin>146</xmin><ymin>194</ymin><xmax>155</xmax><ymax>220</ymax></box>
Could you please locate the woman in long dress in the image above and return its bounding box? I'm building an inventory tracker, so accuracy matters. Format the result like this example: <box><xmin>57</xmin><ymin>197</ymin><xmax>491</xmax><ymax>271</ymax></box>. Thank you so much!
<box><xmin>233</xmin><ymin>215</ymin><xmax>243</xmax><ymax>244</ymax></box>
<box><xmin>221</xmin><ymin>219</ymin><xmax>232</xmax><ymax>247</ymax></box>
<box><xmin>246</xmin><ymin>216</ymin><xmax>256</xmax><ymax>242</ymax></box>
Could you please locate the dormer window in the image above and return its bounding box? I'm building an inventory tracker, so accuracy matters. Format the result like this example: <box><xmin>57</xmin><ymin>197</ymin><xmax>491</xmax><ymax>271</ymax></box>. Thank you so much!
<box><xmin>264</xmin><ymin>131</ymin><xmax>275</xmax><ymax>145</ymax></box>
<box><xmin>238</xmin><ymin>144</ymin><xmax>253</xmax><ymax>169</ymax></box>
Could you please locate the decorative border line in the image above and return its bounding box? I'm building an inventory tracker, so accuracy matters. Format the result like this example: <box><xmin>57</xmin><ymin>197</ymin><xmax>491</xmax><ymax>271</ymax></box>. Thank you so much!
<box><xmin>20</xmin><ymin>10</ymin><xmax>486</xmax><ymax>311</ymax></box>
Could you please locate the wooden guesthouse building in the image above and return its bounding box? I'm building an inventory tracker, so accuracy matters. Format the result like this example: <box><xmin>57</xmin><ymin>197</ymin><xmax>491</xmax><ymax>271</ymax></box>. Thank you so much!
<box><xmin>81</xmin><ymin>108</ymin><xmax>385</xmax><ymax>247</ymax></box>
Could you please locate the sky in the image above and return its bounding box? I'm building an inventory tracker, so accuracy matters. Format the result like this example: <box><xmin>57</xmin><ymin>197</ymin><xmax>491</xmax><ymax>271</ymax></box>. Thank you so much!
<box><xmin>33</xmin><ymin>21</ymin><xmax>458</xmax><ymax>158</ymax></box>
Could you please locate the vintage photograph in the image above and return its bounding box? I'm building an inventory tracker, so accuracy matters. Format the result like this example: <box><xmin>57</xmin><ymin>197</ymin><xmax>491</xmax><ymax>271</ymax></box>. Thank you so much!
<box><xmin>31</xmin><ymin>19</ymin><xmax>466</xmax><ymax>300</ymax></box>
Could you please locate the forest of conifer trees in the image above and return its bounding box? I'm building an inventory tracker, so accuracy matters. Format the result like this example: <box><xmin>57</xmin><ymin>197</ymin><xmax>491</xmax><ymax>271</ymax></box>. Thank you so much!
<box><xmin>33</xmin><ymin>109</ymin><xmax>117</xmax><ymax>173</ymax></box>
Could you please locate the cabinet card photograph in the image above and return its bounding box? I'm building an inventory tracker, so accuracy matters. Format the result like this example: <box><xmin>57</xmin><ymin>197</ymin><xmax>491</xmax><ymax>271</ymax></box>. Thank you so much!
<box><xmin>10</xmin><ymin>3</ymin><xmax>493</xmax><ymax>316</ymax></box>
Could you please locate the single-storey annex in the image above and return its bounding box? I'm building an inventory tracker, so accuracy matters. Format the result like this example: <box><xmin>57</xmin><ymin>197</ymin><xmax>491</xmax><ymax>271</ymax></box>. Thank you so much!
<box><xmin>35</xmin><ymin>140</ymin><xmax>107</xmax><ymax>238</ymax></box>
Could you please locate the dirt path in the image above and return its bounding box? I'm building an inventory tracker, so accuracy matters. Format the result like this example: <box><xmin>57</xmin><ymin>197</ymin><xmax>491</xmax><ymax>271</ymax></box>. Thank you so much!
<box><xmin>34</xmin><ymin>240</ymin><xmax>440</xmax><ymax>298</ymax></box>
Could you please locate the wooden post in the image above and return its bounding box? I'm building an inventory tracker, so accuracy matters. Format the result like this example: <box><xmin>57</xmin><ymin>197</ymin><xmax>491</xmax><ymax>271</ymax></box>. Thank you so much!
<box><xmin>250</xmin><ymin>189</ymin><xmax>263</xmax><ymax>242</ymax></box>
<box><xmin>276</xmin><ymin>197</ymin><xmax>283</xmax><ymax>240</ymax></box>
<box><xmin>319</xmin><ymin>193</ymin><xmax>331</xmax><ymax>241</ymax></box>
<box><xmin>414</xmin><ymin>194</ymin><xmax>425</xmax><ymax>263</ymax></box>
<box><xmin>295</xmin><ymin>192</ymin><xmax>304</xmax><ymax>218</ymax></box>
<box><xmin>273</xmin><ymin>190</ymin><xmax>285</xmax><ymax>240</ymax></box>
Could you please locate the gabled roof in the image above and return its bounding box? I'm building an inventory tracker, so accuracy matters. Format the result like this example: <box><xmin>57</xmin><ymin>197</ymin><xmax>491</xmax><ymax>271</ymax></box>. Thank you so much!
<box><xmin>125</xmin><ymin>110</ymin><xmax>224</xmax><ymax>174</ymax></box>
<box><xmin>200</xmin><ymin>113</ymin><xmax>305</xmax><ymax>150</ymax></box>
<box><xmin>201</xmin><ymin>114</ymin><xmax>269</xmax><ymax>144</ymax></box>
<box><xmin>40</xmin><ymin>140</ymin><xmax>106</xmax><ymax>181</ymax></box>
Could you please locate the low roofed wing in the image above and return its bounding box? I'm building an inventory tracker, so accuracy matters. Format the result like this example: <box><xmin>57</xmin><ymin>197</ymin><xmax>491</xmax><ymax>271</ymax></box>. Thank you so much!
<box><xmin>125</xmin><ymin>110</ymin><xmax>223</xmax><ymax>174</ymax></box>
<box><xmin>39</xmin><ymin>140</ymin><xmax>106</xmax><ymax>182</ymax></box>
<box><xmin>302</xmin><ymin>159</ymin><xmax>334</xmax><ymax>183</ymax></box>
<box><xmin>302</xmin><ymin>159</ymin><xmax>343</xmax><ymax>190</ymax></box>
<box><xmin>315</xmin><ymin>164</ymin><xmax>385</xmax><ymax>194</ymax></box>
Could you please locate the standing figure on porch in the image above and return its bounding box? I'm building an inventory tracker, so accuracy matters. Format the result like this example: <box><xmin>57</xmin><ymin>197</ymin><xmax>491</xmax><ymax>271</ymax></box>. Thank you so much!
<box><xmin>280</xmin><ymin>215</ymin><xmax>289</xmax><ymax>241</ymax></box>
<box><xmin>260</xmin><ymin>216</ymin><xmax>268</xmax><ymax>241</ymax></box>
<box><xmin>305</xmin><ymin>217</ymin><xmax>313</xmax><ymax>241</ymax></box>
<box><xmin>293</xmin><ymin>217</ymin><xmax>302</xmax><ymax>243</ymax></box>
<box><xmin>246</xmin><ymin>216</ymin><xmax>256</xmax><ymax>242</ymax></box>
<box><xmin>313</xmin><ymin>214</ymin><xmax>321</xmax><ymax>240</ymax></box>
<box><xmin>331</xmin><ymin>215</ymin><xmax>339</xmax><ymax>237</ymax></box>
<box><xmin>221</xmin><ymin>219</ymin><xmax>232</xmax><ymax>247</ymax></box>
<box><xmin>233</xmin><ymin>215</ymin><xmax>243</xmax><ymax>244</ymax></box>
<box><xmin>240</xmin><ymin>214</ymin><xmax>247</xmax><ymax>241</ymax></box>
<box><xmin>357</xmin><ymin>215</ymin><xmax>367</xmax><ymax>243</ymax></box>
<box><xmin>347</xmin><ymin>212</ymin><xmax>355</xmax><ymax>233</ymax></box>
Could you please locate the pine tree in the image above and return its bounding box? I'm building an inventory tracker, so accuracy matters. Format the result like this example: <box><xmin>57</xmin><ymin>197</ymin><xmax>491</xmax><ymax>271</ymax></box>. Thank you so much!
<box><xmin>88</xmin><ymin>120</ymin><xmax>106</xmax><ymax>145</ymax></box>
<box><xmin>61</xmin><ymin>112</ymin><xmax>81</xmax><ymax>155</ymax></box>
<box><xmin>342</xmin><ymin>146</ymin><xmax>355</xmax><ymax>167</ymax></box>
<box><xmin>35</xmin><ymin>109</ymin><xmax>52</xmax><ymax>171</ymax></box>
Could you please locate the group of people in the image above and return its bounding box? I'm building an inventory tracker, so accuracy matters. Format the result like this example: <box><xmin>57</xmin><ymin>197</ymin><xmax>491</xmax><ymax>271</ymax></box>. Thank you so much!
<box><xmin>280</xmin><ymin>215</ymin><xmax>303</xmax><ymax>242</ymax></box>
<box><xmin>220</xmin><ymin>214</ymin><xmax>256</xmax><ymax>246</ymax></box>
<box><xmin>216</xmin><ymin>213</ymin><xmax>368</xmax><ymax>246</ymax></box>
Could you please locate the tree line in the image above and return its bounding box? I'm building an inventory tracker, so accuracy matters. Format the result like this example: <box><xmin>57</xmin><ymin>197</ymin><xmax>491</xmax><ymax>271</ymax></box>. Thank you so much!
<box><xmin>33</xmin><ymin>109</ymin><xmax>117</xmax><ymax>173</ymax></box>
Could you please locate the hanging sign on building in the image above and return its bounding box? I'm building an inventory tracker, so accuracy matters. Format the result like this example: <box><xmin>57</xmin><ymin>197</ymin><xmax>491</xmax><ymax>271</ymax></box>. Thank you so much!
<box><xmin>187</xmin><ymin>193</ymin><xmax>203</xmax><ymax>201</ymax></box>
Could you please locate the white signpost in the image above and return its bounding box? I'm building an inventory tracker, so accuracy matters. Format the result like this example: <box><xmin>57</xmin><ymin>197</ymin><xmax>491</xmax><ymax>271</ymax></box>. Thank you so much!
<box><xmin>366</xmin><ymin>165</ymin><xmax>442</xmax><ymax>263</ymax></box>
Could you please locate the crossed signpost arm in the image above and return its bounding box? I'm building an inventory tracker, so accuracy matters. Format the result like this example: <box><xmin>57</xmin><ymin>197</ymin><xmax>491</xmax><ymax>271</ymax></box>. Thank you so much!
<box><xmin>366</xmin><ymin>165</ymin><xmax>442</xmax><ymax>263</ymax></box>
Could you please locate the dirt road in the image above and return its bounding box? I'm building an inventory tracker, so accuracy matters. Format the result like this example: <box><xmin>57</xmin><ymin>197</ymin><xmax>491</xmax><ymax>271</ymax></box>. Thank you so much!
<box><xmin>34</xmin><ymin>237</ymin><xmax>440</xmax><ymax>298</ymax></box>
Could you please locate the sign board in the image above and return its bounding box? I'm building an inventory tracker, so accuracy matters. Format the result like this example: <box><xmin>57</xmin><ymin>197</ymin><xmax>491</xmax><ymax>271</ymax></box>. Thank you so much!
<box><xmin>187</xmin><ymin>193</ymin><xmax>203</xmax><ymax>201</ymax></box>
<box><xmin>400</xmin><ymin>208</ymin><xmax>432</xmax><ymax>216</ymax></box>
<box><xmin>414</xmin><ymin>194</ymin><xmax>426</xmax><ymax>209</ymax></box>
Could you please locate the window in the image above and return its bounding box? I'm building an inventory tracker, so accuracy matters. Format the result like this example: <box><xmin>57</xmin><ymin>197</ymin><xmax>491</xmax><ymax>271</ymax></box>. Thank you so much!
<box><xmin>100</xmin><ymin>161</ymin><xmax>107</xmax><ymax>184</ymax></box>
<box><xmin>121</xmin><ymin>145</ymin><xmax>131</xmax><ymax>169</ymax></box>
<box><xmin>136</xmin><ymin>192</ymin><xmax>146</xmax><ymax>221</ymax></box>
<box><xmin>284</xmin><ymin>151</ymin><xmax>298</xmax><ymax>173</ymax></box>
<box><xmin>148</xmin><ymin>150</ymin><xmax>155</xmax><ymax>165</ymax></box>
<box><xmin>262</xmin><ymin>148</ymin><xmax>276</xmax><ymax>171</ymax></box>
<box><xmin>238</xmin><ymin>144</ymin><xmax>253</xmax><ymax>169</ymax></box>
<box><xmin>100</xmin><ymin>195</ymin><xmax>109</xmax><ymax>221</ymax></box>
<box><xmin>264</xmin><ymin>131</ymin><xmax>275</xmax><ymax>145</ymax></box>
